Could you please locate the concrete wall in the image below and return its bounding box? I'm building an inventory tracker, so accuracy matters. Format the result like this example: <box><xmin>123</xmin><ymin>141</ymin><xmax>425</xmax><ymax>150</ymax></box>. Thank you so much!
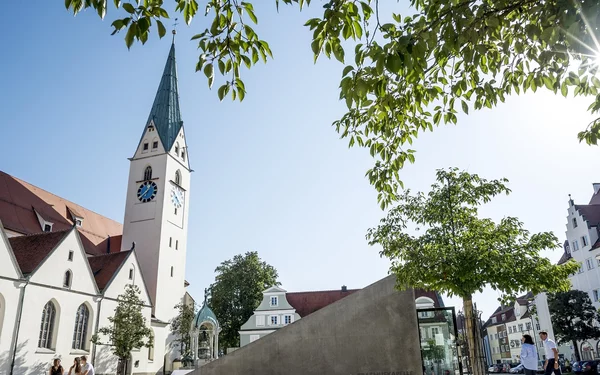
<box><xmin>195</xmin><ymin>275</ymin><xmax>422</xmax><ymax>375</ymax></box>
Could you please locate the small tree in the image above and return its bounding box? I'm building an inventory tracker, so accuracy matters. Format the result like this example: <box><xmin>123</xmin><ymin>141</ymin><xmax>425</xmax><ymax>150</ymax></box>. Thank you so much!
<box><xmin>367</xmin><ymin>168</ymin><xmax>579</xmax><ymax>375</ymax></box>
<box><xmin>92</xmin><ymin>284</ymin><xmax>152</xmax><ymax>375</ymax></box>
<box><xmin>209</xmin><ymin>251</ymin><xmax>279</xmax><ymax>350</ymax></box>
<box><xmin>170</xmin><ymin>302</ymin><xmax>196</xmax><ymax>360</ymax></box>
<box><xmin>549</xmin><ymin>290</ymin><xmax>600</xmax><ymax>362</ymax></box>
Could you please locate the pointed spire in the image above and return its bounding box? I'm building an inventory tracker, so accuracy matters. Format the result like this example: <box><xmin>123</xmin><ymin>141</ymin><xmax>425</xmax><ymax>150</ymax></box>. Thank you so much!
<box><xmin>146</xmin><ymin>41</ymin><xmax>183</xmax><ymax>151</ymax></box>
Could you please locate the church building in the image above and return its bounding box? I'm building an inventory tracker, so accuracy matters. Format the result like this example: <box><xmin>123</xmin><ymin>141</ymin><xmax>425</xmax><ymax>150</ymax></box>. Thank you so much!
<box><xmin>0</xmin><ymin>39</ymin><xmax>191</xmax><ymax>375</ymax></box>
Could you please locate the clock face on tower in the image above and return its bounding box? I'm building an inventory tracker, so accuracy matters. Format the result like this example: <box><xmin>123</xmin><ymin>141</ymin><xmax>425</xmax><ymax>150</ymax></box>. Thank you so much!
<box><xmin>137</xmin><ymin>181</ymin><xmax>158</xmax><ymax>203</ymax></box>
<box><xmin>171</xmin><ymin>186</ymin><xmax>184</xmax><ymax>208</ymax></box>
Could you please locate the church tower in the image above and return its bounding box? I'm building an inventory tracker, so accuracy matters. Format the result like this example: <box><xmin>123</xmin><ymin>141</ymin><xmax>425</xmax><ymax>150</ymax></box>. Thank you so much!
<box><xmin>121</xmin><ymin>40</ymin><xmax>190</xmax><ymax>322</ymax></box>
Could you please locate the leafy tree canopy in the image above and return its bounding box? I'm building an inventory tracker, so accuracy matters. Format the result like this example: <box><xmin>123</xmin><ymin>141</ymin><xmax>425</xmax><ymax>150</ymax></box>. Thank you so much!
<box><xmin>208</xmin><ymin>251</ymin><xmax>279</xmax><ymax>349</ymax></box>
<box><xmin>367</xmin><ymin>168</ymin><xmax>578</xmax><ymax>300</ymax></box>
<box><xmin>549</xmin><ymin>290</ymin><xmax>600</xmax><ymax>362</ymax></box>
<box><xmin>92</xmin><ymin>284</ymin><xmax>153</xmax><ymax>360</ymax></box>
<box><xmin>64</xmin><ymin>0</ymin><xmax>600</xmax><ymax>207</ymax></box>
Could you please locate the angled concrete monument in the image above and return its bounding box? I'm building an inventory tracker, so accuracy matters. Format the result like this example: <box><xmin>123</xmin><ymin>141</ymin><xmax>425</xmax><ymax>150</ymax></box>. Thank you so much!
<box><xmin>193</xmin><ymin>275</ymin><xmax>422</xmax><ymax>375</ymax></box>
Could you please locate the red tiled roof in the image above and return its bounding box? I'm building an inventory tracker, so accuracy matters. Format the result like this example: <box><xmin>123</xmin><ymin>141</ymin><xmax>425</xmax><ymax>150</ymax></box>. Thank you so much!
<box><xmin>286</xmin><ymin>289</ymin><xmax>359</xmax><ymax>317</ymax></box>
<box><xmin>88</xmin><ymin>251</ymin><xmax>132</xmax><ymax>291</ymax></box>
<box><xmin>8</xmin><ymin>229</ymin><xmax>71</xmax><ymax>274</ymax></box>
<box><xmin>286</xmin><ymin>288</ymin><xmax>443</xmax><ymax>318</ymax></box>
<box><xmin>0</xmin><ymin>171</ymin><xmax>123</xmax><ymax>255</ymax></box>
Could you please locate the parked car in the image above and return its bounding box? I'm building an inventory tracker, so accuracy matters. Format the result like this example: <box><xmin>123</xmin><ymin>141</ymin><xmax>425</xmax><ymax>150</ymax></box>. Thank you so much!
<box><xmin>489</xmin><ymin>366</ymin><xmax>497</xmax><ymax>373</ymax></box>
<box><xmin>510</xmin><ymin>364</ymin><xmax>524</xmax><ymax>374</ymax></box>
<box><xmin>574</xmin><ymin>361</ymin><xmax>583</xmax><ymax>374</ymax></box>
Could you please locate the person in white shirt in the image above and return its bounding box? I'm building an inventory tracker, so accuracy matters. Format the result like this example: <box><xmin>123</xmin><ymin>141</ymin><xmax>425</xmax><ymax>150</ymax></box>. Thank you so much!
<box><xmin>539</xmin><ymin>331</ymin><xmax>561</xmax><ymax>375</ymax></box>
<box><xmin>80</xmin><ymin>356</ymin><xmax>95</xmax><ymax>375</ymax></box>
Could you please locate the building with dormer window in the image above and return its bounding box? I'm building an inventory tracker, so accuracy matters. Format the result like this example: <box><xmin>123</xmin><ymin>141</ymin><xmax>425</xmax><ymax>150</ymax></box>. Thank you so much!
<box><xmin>239</xmin><ymin>286</ymin><xmax>301</xmax><ymax>347</ymax></box>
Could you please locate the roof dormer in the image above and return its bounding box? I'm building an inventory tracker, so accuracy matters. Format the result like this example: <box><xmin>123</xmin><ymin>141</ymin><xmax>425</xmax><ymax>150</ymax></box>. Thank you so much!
<box><xmin>33</xmin><ymin>207</ymin><xmax>54</xmax><ymax>233</ymax></box>
<box><xmin>67</xmin><ymin>206</ymin><xmax>84</xmax><ymax>228</ymax></box>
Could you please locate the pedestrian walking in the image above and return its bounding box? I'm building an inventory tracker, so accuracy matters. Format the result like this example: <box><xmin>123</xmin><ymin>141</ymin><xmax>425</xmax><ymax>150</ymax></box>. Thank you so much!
<box><xmin>521</xmin><ymin>334</ymin><xmax>538</xmax><ymax>375</ymax></box>
<box><xmin>49</xmin><ymin>358</ymin><xmax>64</xmax><ymax>375</ymax></box>
<box><xmin>539</xmin><ymin>331</ymin><xmax>561</xmax><ymax>375</ymax></box>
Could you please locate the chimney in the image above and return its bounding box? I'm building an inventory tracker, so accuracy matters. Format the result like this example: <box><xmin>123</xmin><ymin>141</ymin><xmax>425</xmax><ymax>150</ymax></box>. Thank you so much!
<box><xmin>594</xmin><ymin>183</ymin><xmax>600</xmax><ymax>195</ymax></box>
<box><xmin>341</xmin><ymin>285</ymin><xmax>347</xmax><ymax>292</ymax></box>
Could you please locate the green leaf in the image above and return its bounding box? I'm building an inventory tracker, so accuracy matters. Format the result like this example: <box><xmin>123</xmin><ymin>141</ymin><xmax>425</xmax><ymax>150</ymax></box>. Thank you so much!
<box><xmin>156</xmin><ymin>20</ymin><xmax>166</xmax><ymax>38</ymax></box>
<box><xmin>461</xmin><ymin>100</ymin><xmax>469</xmax><ymax>114</ymax></box>
<box><xmin>246</xmin><ymin>8</ymin><xmax>258</xmax><ymax>24</ymax></box>
<box><xmin>125</xmin><ymin>22</ymin><xmax>138</xmax><ymax>49</ymax></box>
<box><xmin>123</xmin><ymin>2</ymin><xmax>135</xmax><ymax>13</ymax></box>
<box><xmin>204</xmin><ymin>64</ymin><xmax>214</xmax><ymax>88</ymax></box>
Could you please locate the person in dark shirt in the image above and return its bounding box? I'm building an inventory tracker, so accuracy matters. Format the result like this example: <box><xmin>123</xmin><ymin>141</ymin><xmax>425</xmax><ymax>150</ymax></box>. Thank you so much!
<box><xmin>49</xmin><ymin>358</ymin><xmax>63</xmax><ymax>375</ymax></box>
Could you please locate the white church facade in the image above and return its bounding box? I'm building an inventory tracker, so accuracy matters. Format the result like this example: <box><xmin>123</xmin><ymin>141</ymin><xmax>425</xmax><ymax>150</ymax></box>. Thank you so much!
<box><xmin>0</xmin><ymin>40</ymin><xmax>192</xmax><ymax>375</ymax></box>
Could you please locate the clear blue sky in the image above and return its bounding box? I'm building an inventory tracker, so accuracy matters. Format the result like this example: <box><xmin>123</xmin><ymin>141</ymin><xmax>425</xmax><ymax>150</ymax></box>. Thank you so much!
<box><xmin>1</xmin><ymin>2</ymin><xmax>598</xmax><ymax>320</ymax></box>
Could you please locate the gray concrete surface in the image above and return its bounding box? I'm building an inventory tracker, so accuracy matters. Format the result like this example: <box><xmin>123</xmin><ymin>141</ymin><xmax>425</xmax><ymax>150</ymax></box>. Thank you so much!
<box><xmin>193</xmin><ymin>275</ymin><xmax>422</xmax><ymax>375</ymax></box>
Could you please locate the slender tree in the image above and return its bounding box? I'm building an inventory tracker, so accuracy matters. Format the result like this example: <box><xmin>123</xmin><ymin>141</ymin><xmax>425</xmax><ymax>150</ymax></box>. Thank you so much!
<box><xmin>548</xmin><ymin>290</ymin><xmax>600</xmax><ymax>362</ymax></box>
<box><xmin>367</xmin><ymin>168</ymin><xmax>579</xmax><ymax>375</ymax></box>
<box><xmin>209</xmin><ymin>251</ymin><xmax>279</xmax><ymax>350</ymax></box>
<box><xmin>64</xmin><ymin>0</ymin><xmax>600</xmax><ymax>207</ymax></box>
<box><xmin>170</xmin><ymin>301</ymin><xmax>197</xmax><ymax>360</ymax></box>
<box><xmin>92</xmin><ymin>284</ymin><xmax>152</xmax><ymax>375</ymax></box>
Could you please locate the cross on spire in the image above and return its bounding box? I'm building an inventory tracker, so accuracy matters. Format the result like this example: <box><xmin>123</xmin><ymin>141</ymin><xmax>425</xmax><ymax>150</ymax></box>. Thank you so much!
<box><xmin>172</xmin><ymin>18</ymin><xmax>179</xmax><ymax>43</ymax></box>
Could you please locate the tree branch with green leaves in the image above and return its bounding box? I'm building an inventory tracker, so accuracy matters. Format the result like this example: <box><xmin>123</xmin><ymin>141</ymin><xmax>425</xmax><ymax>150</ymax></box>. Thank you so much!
<box><xmin>65</xmin><ymin>0</ymin><xmax>600</xmax><ymax>208</ymax></box>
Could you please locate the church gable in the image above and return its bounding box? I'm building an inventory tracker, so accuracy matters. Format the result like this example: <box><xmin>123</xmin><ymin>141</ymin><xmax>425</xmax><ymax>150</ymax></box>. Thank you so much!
<box><xmin>0</xmin><ymin>221</ymin><xmax>22</xmax><ymax>279</ymax></box>
<box><xmin>27</xmin><ymin>229</ymin><xmax>98</xmax><ymax>294</ymax></box>
<box><xmin>101</xmin><ymin>250</ymin><xmax>152</xmax><ymax>306</ymax></box>
<box><xmin>133</xmin><ymin>120</ymin><xmax>166</xmax><ymax>159</ymax></box>
<box><xmin>170</xmin><ymin>127</ymin><xmax>190</xmax><ymax>170</ymax></box>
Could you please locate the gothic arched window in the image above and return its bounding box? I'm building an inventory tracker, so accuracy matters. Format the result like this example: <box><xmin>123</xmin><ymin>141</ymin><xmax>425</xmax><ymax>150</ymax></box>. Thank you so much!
<box><xmin>144</xmin><ymin>166</ymin><xmax>152</xmax><ymax>181</ymax></box>
<box><xmin>63</xmin><ymin>270</ymin><xmax>72</xmax><ymax>288</ymax></box>
<box><xmin>72</xmin><ymin>304</ymin><xmax>90</xmax><ymax>350</ymax></box>
<box><xmin>38</xmin><ymin>301</ymin><xmax>57</xmax><ymax>349</ymax></box>
<box><xmin>175</xmin><ymin>170</ymin><xmax>181</xmax><ymax>185</ymax></box>
<box><xmin>175</xmin><ymin>143</ymin><xmax>180</xmax><ymax>155</ymax></box>
<box><xmin>181</xmin><ymin>149</ymin><xmax>186</xmax><ymax>161</ymax></box>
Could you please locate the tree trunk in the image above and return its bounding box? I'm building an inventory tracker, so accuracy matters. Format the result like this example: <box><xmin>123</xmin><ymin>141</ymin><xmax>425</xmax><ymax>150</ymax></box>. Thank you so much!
<box><xmin>464</xmin><ymin>297</ymin><xmax>485</xmax><ymax>375</ymax></box>
<box><xmin>573</xmin><ymin>339</ymin><xmax>581</xmax><ymax>362</ymax></box>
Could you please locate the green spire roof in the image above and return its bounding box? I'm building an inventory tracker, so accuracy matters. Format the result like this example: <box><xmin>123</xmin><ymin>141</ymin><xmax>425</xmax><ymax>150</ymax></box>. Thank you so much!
<box><xmin>146</xmin><ymin>42</ymin><xmax>182</xmax><ymax>151</ymax></box>
<box><xmin>193</xmin><ymin>296</ymin><xmax>219</xmax><ymax>329</ymax></box>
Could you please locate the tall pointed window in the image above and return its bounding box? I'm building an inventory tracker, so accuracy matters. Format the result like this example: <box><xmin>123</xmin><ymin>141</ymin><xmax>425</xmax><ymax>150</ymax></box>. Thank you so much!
<box><xmin>181</xmin><ymin>149</ymin><xmax>186</xmax><ymax>161</ymax></box>
<box><xmin>63</xmin><ymin>270</ymin><xmax>72</xmax><ymax>288</ymax></box>
<box><xmin>72</xmin><ymin>304</ymin><xmax>89</xmax><ymax>350</ymax></box>
<box><xmin>175</xmin><ymin>170</ymin><xmax>181</xmax><ymax>185</ymax></box>
<box><xmin>175</xmin><ymin>143</ymin><xmax>180</xmax><ymax>155</ymax></box>
<box><xmin>144</xmin><ymin>166</ymin><xmax>152</xmax><ymax>181</ymax></box>
<box><xmin>38</xmin><ymin>301</ymin><xmax>57</xmax><ymax>349</ymax></box>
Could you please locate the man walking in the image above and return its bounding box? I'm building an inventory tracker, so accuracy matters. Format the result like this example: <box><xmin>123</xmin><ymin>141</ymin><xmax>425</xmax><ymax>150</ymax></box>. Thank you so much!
<box><xmin>80</xmin><ymin>356</ymin><xmax>95</xmax><ymax>375</ymax></box>
<box><xmin>539</xmin><ymin>331</ymin><xmax>561</xmax><ymax>375</ymax></box>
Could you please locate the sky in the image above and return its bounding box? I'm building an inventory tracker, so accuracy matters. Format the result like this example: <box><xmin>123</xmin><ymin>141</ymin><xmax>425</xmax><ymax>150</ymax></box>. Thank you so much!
<box><xmin>0</xmin><ymin>2</ymin><xmax>598</xmax><ymax>321</ymax></box>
